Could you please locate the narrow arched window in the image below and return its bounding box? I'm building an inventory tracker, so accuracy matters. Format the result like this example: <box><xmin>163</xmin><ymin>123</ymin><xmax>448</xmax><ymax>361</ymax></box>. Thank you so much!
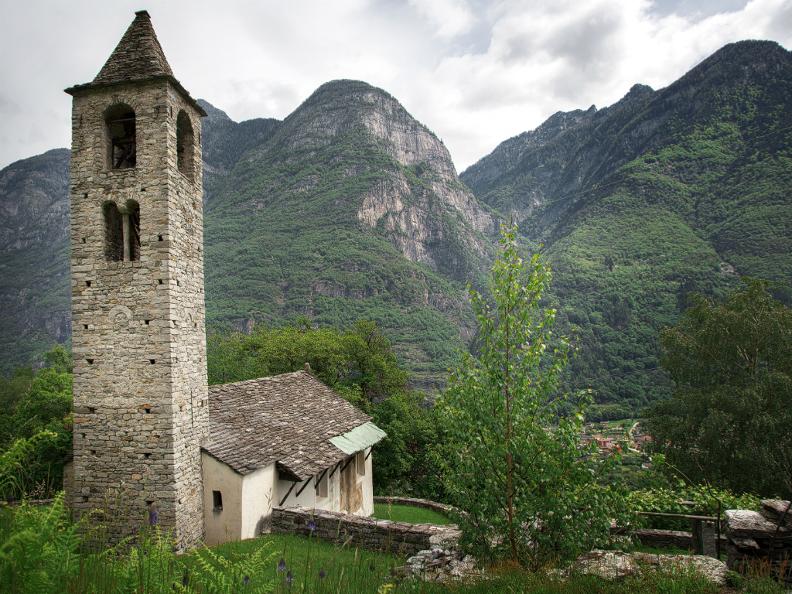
<box><xmin>103</xmin><ymin>202</ymin><xmax>124</xmax><ymax>261</ymax></box>
<box><xmin>176</xmin><ymin>110</ymin><xmax>194</xmax><ymax>180</ymax></box>
<box><xmin>105</xmin><ymin>104</ymin><xmax>136</xmax><ymax>169</ymax></box>
<box><xmin>126</xmin><ymin>200</ymin><xmax>141</xmax><ymax>261</ymax></box>
<box><xmin>103</xmin><ymin>200</ymin><xmax>140</xmax><ymax>262</ymax></box>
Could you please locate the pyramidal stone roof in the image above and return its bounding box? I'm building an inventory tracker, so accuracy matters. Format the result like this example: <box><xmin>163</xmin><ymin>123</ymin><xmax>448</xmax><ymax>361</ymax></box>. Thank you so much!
<box><xmin>65</xmin><ymin>10</ymin><xmax>206</xmax><ymax>116</ymax></box>
<box><xmin>93</xmin><ymin>10</ymin><xmax>173</xmax><ymax>85</ymax></box>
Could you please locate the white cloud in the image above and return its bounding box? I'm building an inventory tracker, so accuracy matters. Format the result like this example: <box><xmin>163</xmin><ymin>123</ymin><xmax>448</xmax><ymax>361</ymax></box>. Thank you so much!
<box><xmin>405</xmin><ymin>0</ymin><xmax>792</xmax><ymax>169</ymax></box>
<box><xmin>0</xmin><ymin>0</ymin><xmax>790</xmax><ymax>171</ymax></box>
<box><xmin>408</xmin><ymin>0</ymin><xmax>476</xmax><ymax>39</ymax></box>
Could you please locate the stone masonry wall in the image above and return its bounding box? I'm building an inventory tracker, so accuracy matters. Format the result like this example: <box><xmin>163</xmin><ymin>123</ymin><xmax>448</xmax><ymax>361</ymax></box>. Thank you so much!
<box><xmin>373</xmin><ymin>496</ymin><xmax>455</xmax><ymax>517</ymax></box>
<box><xmin>69</xmin><ymin>78</ymin><xmax>207</xmax><ymax>551</ymax></box>
<box><xmin>271</xmin><ymin>506</ymin><xmax>460</xmax><ymax>556</ymax></box>
<box><xmin>725</xmin><ymin>500</ymin><xmax>791</xmax><ymax>583</ymax></box>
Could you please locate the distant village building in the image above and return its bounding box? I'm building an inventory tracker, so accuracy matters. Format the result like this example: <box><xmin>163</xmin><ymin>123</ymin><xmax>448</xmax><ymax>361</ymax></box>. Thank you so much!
<box><xmin>64</xmin><ymin>11</ymin><xmax>384</xmax><ymax>550</ymax></box>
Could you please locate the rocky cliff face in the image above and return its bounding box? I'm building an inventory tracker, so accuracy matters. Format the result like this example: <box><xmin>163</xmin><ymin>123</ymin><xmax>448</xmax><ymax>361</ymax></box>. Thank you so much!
<box><xmin>202</xmin><ymin>80</ymin><xmax>497</xmax><ymax>386</ymax></box>
<box><xmin>3</xmin><ymin>41</ymin><xmax>790</xmax><ymax>408</ymax></box>
<box><xmin>262</xmin><ymin>80</ymin><xmax>495</xmax><ymax>278</ymax></box>
<box><xmin>0</xmin><ymin>149</ymin><xmax>71</xmax><ymax>368</ymax></box>
<box><xmin>0</xmin><ymin>82</ymin><xmax>496</xmax><ymax>388</ymax></box>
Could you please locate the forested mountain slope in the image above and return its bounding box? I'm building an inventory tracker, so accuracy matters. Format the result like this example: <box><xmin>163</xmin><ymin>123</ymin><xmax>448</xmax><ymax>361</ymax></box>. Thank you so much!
<box><xmin>2</xmin><ymin>41</ymin><xmax>790</xmax><ymax>413</ymax></box>
<box><xmin>0</xmin><ymin>149</ymin><xmax>71</xmax><ymax>370</ymax></box>
<box><xmin>202</xmin><ymin>81</ymin><xmax>496</xmax><ymax>387</ymax></box>
<box><xmin>462</xmin><ymin>41</ymin><xmax>792</xmax><ymax>414</ymax></box>
<box><xmin>0</xmin><ymin>82</ymin><xmax>496</xmax><ymax>388</ymax></box>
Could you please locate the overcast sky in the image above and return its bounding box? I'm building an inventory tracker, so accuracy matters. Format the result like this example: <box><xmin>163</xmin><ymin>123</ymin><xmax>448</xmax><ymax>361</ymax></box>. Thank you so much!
<box><xmin>1</xmin><ymin>0</ymin><xmax>790</xmax><ymax>172</ymax></box>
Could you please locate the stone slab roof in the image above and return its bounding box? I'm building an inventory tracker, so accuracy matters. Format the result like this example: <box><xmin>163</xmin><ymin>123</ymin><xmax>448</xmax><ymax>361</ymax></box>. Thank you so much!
<box><xmin>204</xmin><ymin>370</ymin><xmax>379</xmax><ymax>480</ymax></box>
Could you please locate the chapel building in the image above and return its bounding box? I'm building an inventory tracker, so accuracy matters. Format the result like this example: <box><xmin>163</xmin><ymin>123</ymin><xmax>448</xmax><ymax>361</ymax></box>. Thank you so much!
<box><xmin>65</xmin><ymin>10</ymin><xmax>384</xmax><ymax>550</ymax></box>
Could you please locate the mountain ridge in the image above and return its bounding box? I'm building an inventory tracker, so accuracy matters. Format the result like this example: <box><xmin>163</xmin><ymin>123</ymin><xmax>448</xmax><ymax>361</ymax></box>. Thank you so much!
<box><xmin>0</xmin><ymin>79</ymin><xmax>498</xmax><ymax>389</ymax></box>
<box><xmin>461</xmin><ymin>38</ymin><xmax>792</xmax><ymax>414</ymax></box>
<box><xmin>1</xmin><ymin>41</ymin><xmax>790</xmax><ymax>415</ymax></box>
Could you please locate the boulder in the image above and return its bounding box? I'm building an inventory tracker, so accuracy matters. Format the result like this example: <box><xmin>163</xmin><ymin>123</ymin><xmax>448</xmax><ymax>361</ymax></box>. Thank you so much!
<box><xmin>634</xmin><ymin>552</ymin><xmax>728</xmax><ymax>586</ymax></box>
<box><xmin>760</xmin><ymin>500</ymin><xmax>792</xmax><ymax>528</ymax></box>
<box><xmin>725</xmin><ymin>510</ymin><xmax>789</xmax><ymax>538</ymax></box>
<box><xmin>396</xmin><ymin>546</ymin><xmax>479</xmax><ymax>583</ymax></box>
<box><xmin>574</xmin><ymin>550</ymin><xmax>638</xmax><ymax>580</ymax></box>
<box><xmin>572</xmin><ymin>550</ymin><xmax>728</xmax><ymax>585</ymax></box>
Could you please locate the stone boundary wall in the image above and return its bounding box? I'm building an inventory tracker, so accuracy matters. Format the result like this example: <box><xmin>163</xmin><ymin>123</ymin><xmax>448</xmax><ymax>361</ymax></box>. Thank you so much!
<box><xmin>0</xmin><ymin>498</ymin><xmax>55</xmax><ymax>508</ymax></box>
<box><xmin>626</xmin><ymin>527</ymin><xmax>726</xmax><ymax>554</ymax></box>
<box><xmin>271</xmin><ymin>506</ymin><xmax>460</xmax><ymax>556</ymax></box>
<box><xmin>725</xmin><ymin>499</ymin><xmax>791</xmax><ymax>583</ymax></box>
<box><xmin>633</xmin><ymin>528</ymin><xmax>693</xmax><ymax>550</ymax></box>
<box><xmin>373</xmin><ymin>496</ymin><xmax>455</xmax><ymax>516</ymax></box>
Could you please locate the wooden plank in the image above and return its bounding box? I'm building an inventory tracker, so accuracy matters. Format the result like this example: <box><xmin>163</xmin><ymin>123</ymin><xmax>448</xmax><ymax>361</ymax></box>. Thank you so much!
<box><xmin>339</xmin><ymin>456</ymin><xmax>354</xmax><ymax>473</ymax></box>
<box><xmin>278</xmin><ymin>481</ymin><xmax>297</xmax><ymax>507</ymax></box>
<box><xmin>295</xmin><ymin>478</ymin><xmax>312</xmax><ymax>498</ymax></box>
<box><xmin>637</xmin><ymin>511</ymin><xmax>717</xmax><ymax>522</ymax></box>
<box><xmin>314</xmin><ymin>468</ymin><xmax>328</xmax><ymax>490</ymax></box>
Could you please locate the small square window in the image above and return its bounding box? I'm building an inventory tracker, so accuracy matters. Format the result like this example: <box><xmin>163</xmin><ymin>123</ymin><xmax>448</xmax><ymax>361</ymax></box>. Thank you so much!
<box><xmin>212</xmin><ymin>490</ymin><xmax>223</xmax><ymax>512</ymax></box>
<box><xmin>317</xmin><ymin>472</ymin><xmax>328</xmax><ymax>498</ymax></box>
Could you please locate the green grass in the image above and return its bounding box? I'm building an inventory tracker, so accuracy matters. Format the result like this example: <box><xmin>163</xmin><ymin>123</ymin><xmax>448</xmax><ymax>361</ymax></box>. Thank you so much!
<box><xmin>372</xmin><ymin>503</ymin><xmax>452</xmax><ymax>525</ymax></box>
<box><xmin>412</xmin><ymin>568</ymin><xmax>722</xmax><ymax>593</ymax></box>
<box><xmin>1</xmin><ymin>499</ymin><xmax>787</xmax><ymax>594</ymax></box>
<box><xmin>190</xmin><ymin>533</ymin><xmax>403</xmax><ymax>593</ymax></box>
<box><xmin>628</xmin><ymin>544</ymin><xmax>692</xmax><ymax>555</ymax></box>
<box><xmin>191</xmin><ymin>534</ymin><xmax>788</xmax><ymax>593</ymax></box>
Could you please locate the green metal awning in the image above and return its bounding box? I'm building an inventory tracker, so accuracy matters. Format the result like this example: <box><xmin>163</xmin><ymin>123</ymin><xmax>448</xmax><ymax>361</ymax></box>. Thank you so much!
<box><xmin>330</xmin><ymin>421</ymin><xmax>386</xmax><ymax>455</ymax></box>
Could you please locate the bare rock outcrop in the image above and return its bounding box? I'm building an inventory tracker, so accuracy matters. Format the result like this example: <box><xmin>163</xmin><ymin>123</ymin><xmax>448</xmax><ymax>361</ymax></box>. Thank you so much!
<box><xmin>571</xmin><ymin>550</ymin><xmax>728</xmax><ymax>585</ymax></box>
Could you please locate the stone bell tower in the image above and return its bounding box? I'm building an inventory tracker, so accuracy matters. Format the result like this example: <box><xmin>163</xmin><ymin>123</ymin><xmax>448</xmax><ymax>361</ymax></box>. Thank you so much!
<box><xmin>66</xmin><ymin>10</ymin><xmax>208</xmax><ymax>549</ymax></box>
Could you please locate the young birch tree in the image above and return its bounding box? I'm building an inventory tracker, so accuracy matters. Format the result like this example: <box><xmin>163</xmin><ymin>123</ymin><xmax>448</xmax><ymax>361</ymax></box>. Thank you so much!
<box><xmin>438</xmin><ymin>224</ymin><xmax>624</xmax><ymax>568</ymax></box>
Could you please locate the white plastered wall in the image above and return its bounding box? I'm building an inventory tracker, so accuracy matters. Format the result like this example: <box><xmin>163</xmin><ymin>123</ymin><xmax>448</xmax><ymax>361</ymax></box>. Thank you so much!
<box><xmin>276</xmin><ymin>452</ymin><xmax>374</xmax><ymax>516</ymax></box>
<box><xmin>202</xmin><ymin>452</ymin><xmax>243</xmax><ymax>546</ymax></box>
<box><xmin>360</xmin><ymin>451</ymin><xmax>374</xmax><ymax>516</ymax></box>
<box><xmin>240</xmin><ymin>463</ymin><xmax>276</xmax><ymax>539</ymax></box>
<box><xmin>277</xmin><ymin>475</ymin><xmax>316</xmax><ymax>509</ymax></box>
<box><xmin>201</xmin><ymin>450</ymin><xmax>375</xmax><ymax>545</ymax></box>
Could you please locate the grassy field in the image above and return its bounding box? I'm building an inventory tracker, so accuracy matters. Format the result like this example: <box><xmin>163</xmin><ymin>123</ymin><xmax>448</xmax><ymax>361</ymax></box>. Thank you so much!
<box><xmin>193</xmin><ymin>533</ymin><xmax>402</xmax><ymax>593</ymax></box>
<box><xmin>372</xmin><ymin>503</ymin><xmax>452</xmax><ymax>525</ymax></box>
<box><xmin>192</xmin><ymin>535</ymin><xmax>788</xmax><ymax>593</ymax></box>
<box><xmin>1</xmin><ymin>502</ymin><xmax>787</xmax><ymax>593</ymax></box>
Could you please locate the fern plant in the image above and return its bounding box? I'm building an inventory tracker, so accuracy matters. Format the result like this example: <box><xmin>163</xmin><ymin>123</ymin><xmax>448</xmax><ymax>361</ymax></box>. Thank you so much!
<box><xmin>0</xmin><ymin>493</ymin><xmax>80</xmax><ymax>593</ymax></box>
<box><xmin>185</xmin><ymin>542</ymin><xmax>276</xmax><ymax>593</ymax></box>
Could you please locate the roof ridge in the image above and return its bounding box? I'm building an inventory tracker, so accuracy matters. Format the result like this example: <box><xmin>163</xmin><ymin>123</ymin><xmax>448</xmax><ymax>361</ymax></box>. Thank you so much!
<box><xmin>92</xmin><ymin>10</ymin><xmax>173</xmax><ymax>85</ymax></box>
<box><xmin>211</xmin><ymin>369</ymin><xmax>309</xmax><ymax>390</ymax></box>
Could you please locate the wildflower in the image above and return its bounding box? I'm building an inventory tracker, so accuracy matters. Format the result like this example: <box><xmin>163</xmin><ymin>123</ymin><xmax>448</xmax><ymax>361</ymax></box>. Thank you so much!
<box><xmin>319</xmin><ymin>568</ymin><xmax>326</xmax><ymax>579</ymax></box>
<box><xmin>286</xmin><ymin>570</ymin><xmax>293</xmax><ymax>586</ymax></box>
<box><xmin>148</xmin><ymin>507</ymin><xmax>159</xmax><ymax>526</ymax></box>
<box><xmin>243</xmin><ymin>575</ymin><xmax>250</xmax><ymax>586</ymax></box>
<box><xmin>277</xmin><ymin>558</ymin><xmax>287</xmax><ymax>572</ymax></box>
<box><xmin>307</xmin><ymin>519</ymin><xmax>316</xmax><ymax>533</ymax></box>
